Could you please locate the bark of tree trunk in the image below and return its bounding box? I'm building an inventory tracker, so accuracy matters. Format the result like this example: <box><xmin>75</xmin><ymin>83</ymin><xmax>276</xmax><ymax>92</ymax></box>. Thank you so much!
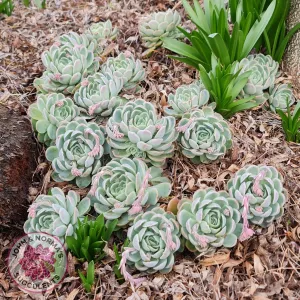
<box><xmin>0</xmin><ymin>105</ymin><xmax>37</xmax><ymax>227</ymax></box>
<box><xmin>283</xmin><ymin>0</ymin><xmax>300</xmax><ymax>90</ymax></box>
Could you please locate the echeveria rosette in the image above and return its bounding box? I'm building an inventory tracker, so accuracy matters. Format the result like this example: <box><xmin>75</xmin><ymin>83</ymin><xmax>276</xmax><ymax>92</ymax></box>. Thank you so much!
<box><xmin>46</xmin><ymin>119</ymin><xmax>106</xmax><ymax>188</ymax></box>
<box><xmin>86</xmin><ymin>20</ymin><xmax>118</xmax><ymax>42</ymax></box>
<box><xmin>74</xmin><ymin>72</ymin><xmax>125</xmax><ymax>117</ymax></box>
<box><xmin>57</xmin><ymin>31</ymin><xmax>102</xmax><ymax>56</ymax></box>
<box><xmin>24</xmin><ymin>188</ymin><xmax>90</xmax><ymax>243</ymax></box>
<box><xmin>177</xmin><ymin>188</ymin><xmax>242</xmax><ymax>255</ymax></box>
<box><xmin>34</xmin><ymin>44</ymin><xmax>99</xmax><ymax>95</ymax></box>
<box><xmin>164</xmin><ymin>81</ymin><xmax>210</xmax><ymax>118</ymax></box>
<box><xmin>228</xmin><ymin>165</ymin><xmax>287</xmax><ymax>229</ymax></box>
<box><xmin>268</xmin><ymin>83</ymin><xmax>295</xmax><ymax>113</ymax></box>
<box><xmin>89</xmin><ymin>158</ymin><xmax>172</xmax><ymax>226</ymax></box>
<box><xmin>101</xmin><ymin>53</ymin><xmax>145</xmax><ymax>90</ymax></box>
<box><xmin>123</xmin><ymin>207</ymin><xmax>181</xmax><ymax>278</ymax></box>
<box><xmin>106</xmin><ymin>99</ymin><xmax>178</xmax><ymax>167</ymax></box>
<box><xmin>237</xmin><ymin>54</ymin><xmax>279</xmax><ymax>105</ymax></box>
<box><xmin>177</xmin><ymin>108</ymin><xmax>232</xmax><ymax>164</ymax></box>
<box><xmin>139</xmin><ymin>9</ymin><xmax>184</xmax><ymax>49</ymax></box>
<box><xmin>28</xmin><ymin>93</ymin><xmax>80</xmax><ymax>146</ymax></box>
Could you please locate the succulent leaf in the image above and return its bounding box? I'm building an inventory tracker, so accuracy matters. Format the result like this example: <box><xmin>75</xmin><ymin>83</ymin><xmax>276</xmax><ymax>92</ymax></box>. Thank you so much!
<box><xmin>126</xmin><ymin>207</ymin><xmax>181</xmax><ymax>274</ymax></box>
<box><xmin>34</xmin><ymin>43</ymin><xmax>99</xmax><ymax>94</ymax></box>
<box><xmin>268</xmin><ymin>84</ymin><xmax>295</xmax><ymax>112</ymax></box>
<box><xmin>177</xmin><ymin>108</ymin><xmax>232</xmax><ymax>164</ymax></box>
<box><xmin>139</xmin><ymin>9</ymin><xmax>184</xmax><ymax>49</ymax></box>
<box><xmin>45</xmin><ymin>119</ymin><xmax>106</xmax><ymax>188</ymax></box>
<box><xmin>74</xmin><ymin>71</ymin><xmax>125</xmax><ymax>117</ymax></box>
<box><xmin>106</xmin><ymin>99</ymin><xmax>178</xmax><ymax>166</ymax></box>
<box><xmin>101</xmin><ymin>53</ymin><xmax>145</xmax><ymax>90</ymax></box>
<box><xmin>227</xmin><ymin>165</ymin><xmax>287</xmax><ymax>228</ymax></box>
<box><xmin>177</xmin><ymin>188</ymin><xmax>242</xmax><ymax>255</ymax></box>
<box><xmin>237</xmin><ymin>54</ymin><xmax>279</xmax><ymax>105</ymax></box>
<box><xmin>28</xmin><ymin>93</ymin><xmax>81</xmax><ymax>146</ymax></box>
<box><xmin>24</xmin><ymin>188</ymin><xmax>90</xmax><ymax>243</ymax></box>
<box><xmin>164</xmin><ymin>81</ymin><xmax>210</xmax><ymax>118</ymax></box>
<box><xmin>86</xmin><ymin>20</ymin><xmax>118</xmax><ymax>41</ymax></box>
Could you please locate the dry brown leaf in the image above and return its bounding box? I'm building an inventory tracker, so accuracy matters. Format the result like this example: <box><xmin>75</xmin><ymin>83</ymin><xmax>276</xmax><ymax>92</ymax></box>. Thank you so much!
<box><xmin>222</xmin><ymin>259</ymin><xmax>244</xmax><ymax>269</ymax></box>
<box><xmin>199</xmin><ymin>250</ymin><xmax>230</xmax><ymax>266</ymax></box>
<box><xmin>253</xmin><ymin>254</ymin><xmax>264</xmax><ymax>275</ymax></box>
<box><xmin>66</xmin><ymin>288</ymin><xmax>79</xmax><ymax>300</ymax></box>
<box><xmin>0</xmin><ymin>278</ymin><xmax>9</xmax><ymax>291</ymax></box>
<box><xmin>253</xmin><ymin>293</ymin><xmax>272</xmax><ymax>300</ymax></box>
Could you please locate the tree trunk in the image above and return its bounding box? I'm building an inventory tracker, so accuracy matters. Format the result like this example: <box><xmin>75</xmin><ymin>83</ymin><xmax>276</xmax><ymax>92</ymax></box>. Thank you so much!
<box><xmin>283</xmin><ymin>0</ymin><xmax>300</xmax><ymax>90</ymax></box>
<box><xmin>0</xmin><ymin>105</ymin><xmax>38</xmax><ymax>227</ymax></box>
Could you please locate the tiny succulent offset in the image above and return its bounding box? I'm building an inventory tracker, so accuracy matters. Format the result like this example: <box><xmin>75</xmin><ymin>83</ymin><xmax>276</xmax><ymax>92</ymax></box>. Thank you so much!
<box><xmin>101</xmin><ymin>52</ymin><xmax>145</xmax><ymax>90</ymax></box>
<box><xmin>89</xmin><ymin>158</ymin><xmax>172</xmax><ymax>226</ymax></box>
<box><xmin>106</xmin><ymin>99</ymin><xmax>178</xmax><ymax>167</ymax></box>
<box><xmin>177</xmin><ymin>188</ymin><xmax>242</xmax><ymax>255</ymax></box>
<box><xmin>86</xmin><ymin>20</ymin><xmax>118</xmax><ymax>42</ymax></box>
<box><xmin>176</xmin><ymin>108</ymin><xmax>232</xmax><ymax>164</ymax></box>
<box><xmin>164</xmin><ymin>81</ymin><xmax>210</xmax><ymax>118</ymax></box>
<box><xmin>139</xmin><ymin>9</ymin><xmax>184</xmax><ymax>49</ymax></box>
<box><xmin>28</xmin><ymin>93</ymin><xmax>81</xmax><ymax>146</ymax></box>
<box><xmin>46</xmin><ymin>119</ymin><xmax>107</xmax><ymax>188</ymax></box>
<box><xmin>237</xmin><ymin>54</ymin><xmax>279</xmax><ymax>104</ymax></box>
<box><xmin>34</xmin><ymin>44</ymin><xmax>99</xmax><ymax>94</ymax></box>
<box><xmin>122</xmin><ymin>207</ymin><xmax>181</xmax><ymax>279</ymax></box>
<box><xmin>228</xmin><ymin>165</ymin><xmax>287</xmax><ymax>229</ymax></box>
<box><xmin>268</xmin><ymin>83</ymin><xmax>295</xmax><ymax>112</ymax></box>
<box><xmin>24</xmin><ymin>188</ymin><xmax>90</xmax><ymax>243</ymax></box>
<box><xmin>74</xmin><ymin>71</ymin><xmax>125</xmax><ymax>117</ymax></box>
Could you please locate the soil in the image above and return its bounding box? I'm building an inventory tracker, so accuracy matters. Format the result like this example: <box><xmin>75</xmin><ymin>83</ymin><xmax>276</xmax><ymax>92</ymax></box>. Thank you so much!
<box><xmin>0</xmin><ymin>0</ymin><xmax>299</xmax><ymax>299</ymax></box>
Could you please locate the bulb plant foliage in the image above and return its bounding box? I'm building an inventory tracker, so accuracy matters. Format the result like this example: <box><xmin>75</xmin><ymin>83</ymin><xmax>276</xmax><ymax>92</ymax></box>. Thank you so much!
<box><xmin>199</xmin><ymin>57</ymin><xmax>258</xmax><ymax>119</ymax></box>
<box><xmin>89</xmin><ymin>158</ymin><xmax>171</xmax><ymax>226</ymax></box>
<box><xmin>106</xmin><ymin>99</ymin><xmax>178</xmax><ymax>167</ymax></box>
<box><xmin>177</xmin><ymin>108</ymin><xmax>233</xmax><ymax>164</ymax></box>
<box><xmin>268</xmin><ymin>84</ymin><xmax>295</xmax><ymax>113</ymax></box>
<box><xmin>34</xmin><ymin>43</ymin><xmax>99</xmax><ymax>95</ymax></box>
<box><xmin>24</xmin><ymin>188</ymin><xmax>91</xmax><ymax>243</ymax></box>
<box><xmin>237</xmin><ymin>54</ymin><xmax>279</xmax><ymax>105</ymax></box>
<box><xmin>163</xmin><ymin>0</ymin><xmax>276</xmax><ymax>71</ymax></box>
<box><xmin>177</xmin><ymin>188</ymin><xmax>242</xmax><ymax>255</ymax></box>
<box><xmin>46</xmin><ymin>119</ymin><xmax>107</xmax><ymax>188</ymax></box>
<box><xmin>228</xmin><ymin>165</ymin><xmax>287</xmax><ymax>228</ymax></box>
<box><xmin>139</xmin><ymin>9</ymin><xmax>184</xmax><ymax>50</ymax></box>
<box><xmin>164</xmin><ymin>81</ymin><xmax>210</xmax><ymax>118</ymax></box>
<box><xmin>74</xmin><ymin>71</ymin><xmax>125</xmax><ymax>117</ymax></box>
<box><xmin>66</xmin><ymin>214</ymin><xmax>117</xmax><ymax>262</ymax></box>
<box><xmin>277</xmin><ymin>101</ymin><xmax>300</xmax><ymax>143</ymax></box>
<box><xmin>123</xmin><ymin>207</ymin><xmax>181</xmax><ymax>276</ymax></box>
<box><xmin>28</xmin><ymin>93</ymin><xmax>81</xmax><ymax>146</ymax></box>
<box><xmin>101</xmin><ymin>53</ymin><xmax>145</xmax><ymax>90</ymax></box>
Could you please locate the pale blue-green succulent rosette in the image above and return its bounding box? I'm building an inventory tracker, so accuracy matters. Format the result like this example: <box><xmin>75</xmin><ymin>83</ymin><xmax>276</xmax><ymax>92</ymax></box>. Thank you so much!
<box><xmin>86</xmin><ymin>20</ymin><xmax>118</xmax><ymax>41</ymax></box>
<box><xmin>74</xmin><ymin>71</ymin><xmax>125</xmax><ymax>117</ymax></box>
<box><xmin>268</xmin><ymin>83</ymin><xmax>295</xmax><ymax>112</ymax></box>
<box><xmin>177</xmin><ymin>188</ymin><xmax>242</xmax><ymax>255</ymax></box>
<box><xmin>57</xmin><ymin>31</ymin><xmax>102</xmax><ymax>55</ymax></box>
<box><xmin>34</xmin><ymin>44</ymin><xmax>99</xmax><ymax>94</ymax></box>
<box><xmin>28</xmin><ymin>93</ymin><xmax>81</xmax><ymax>146</ymax></box>
<box><xmin>106</xmin><ymin>99</ymin><xmax>178</xmax><ymax>167</ymax></box>
<box><xmin>101</xmin><ymin>52</ymin><xmax>145</xmax><ymax>90</ymax></box>
<box><xmin>139</xmin><ymin>9</ymin><xmax>184</xmax><ymax>49</ymax></box>
<box><xmin>46</xmin><ymin>119</ymin><xmax>106</xmax><ymax>188</ymax></box>
<box><xmin>228</xmin><ymin>165</ymin><xmax>287</xmax><ymax>228</ymax></box>
<box><xmin>125</xmin><ymin>207</ymin><xmax>181</xmax><ymax>274</ymax></box>
<box><xmin>164</xmin><ymin>81</ymin><xmax>210</xmax><ymax>118</ymax></box>
<box><xmin>177</xmin><ymin>107</ymin><xmax>232</xmax><ymax>164</ymax></box>
<box><xmin>24</xmin><ymin>188</ymin><xmax>90</xmax><ymax>243</ymax></box>
<box><xmin>237</xmin><ymin>54</ymin><xmax>279</xmax><ymax>105</ymax></box>
<box><xmin>89</xmin><ymin>158</ymin><xmax>171</xmax><ymax>226</ymax></box>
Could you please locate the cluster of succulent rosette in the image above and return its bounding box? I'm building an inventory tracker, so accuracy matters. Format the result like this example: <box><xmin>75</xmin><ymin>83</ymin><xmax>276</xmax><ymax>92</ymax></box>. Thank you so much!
<box><xmin>25</xmin><ymin>13</ymin><xmax>291</xmax><ymax>289</ymax></box>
